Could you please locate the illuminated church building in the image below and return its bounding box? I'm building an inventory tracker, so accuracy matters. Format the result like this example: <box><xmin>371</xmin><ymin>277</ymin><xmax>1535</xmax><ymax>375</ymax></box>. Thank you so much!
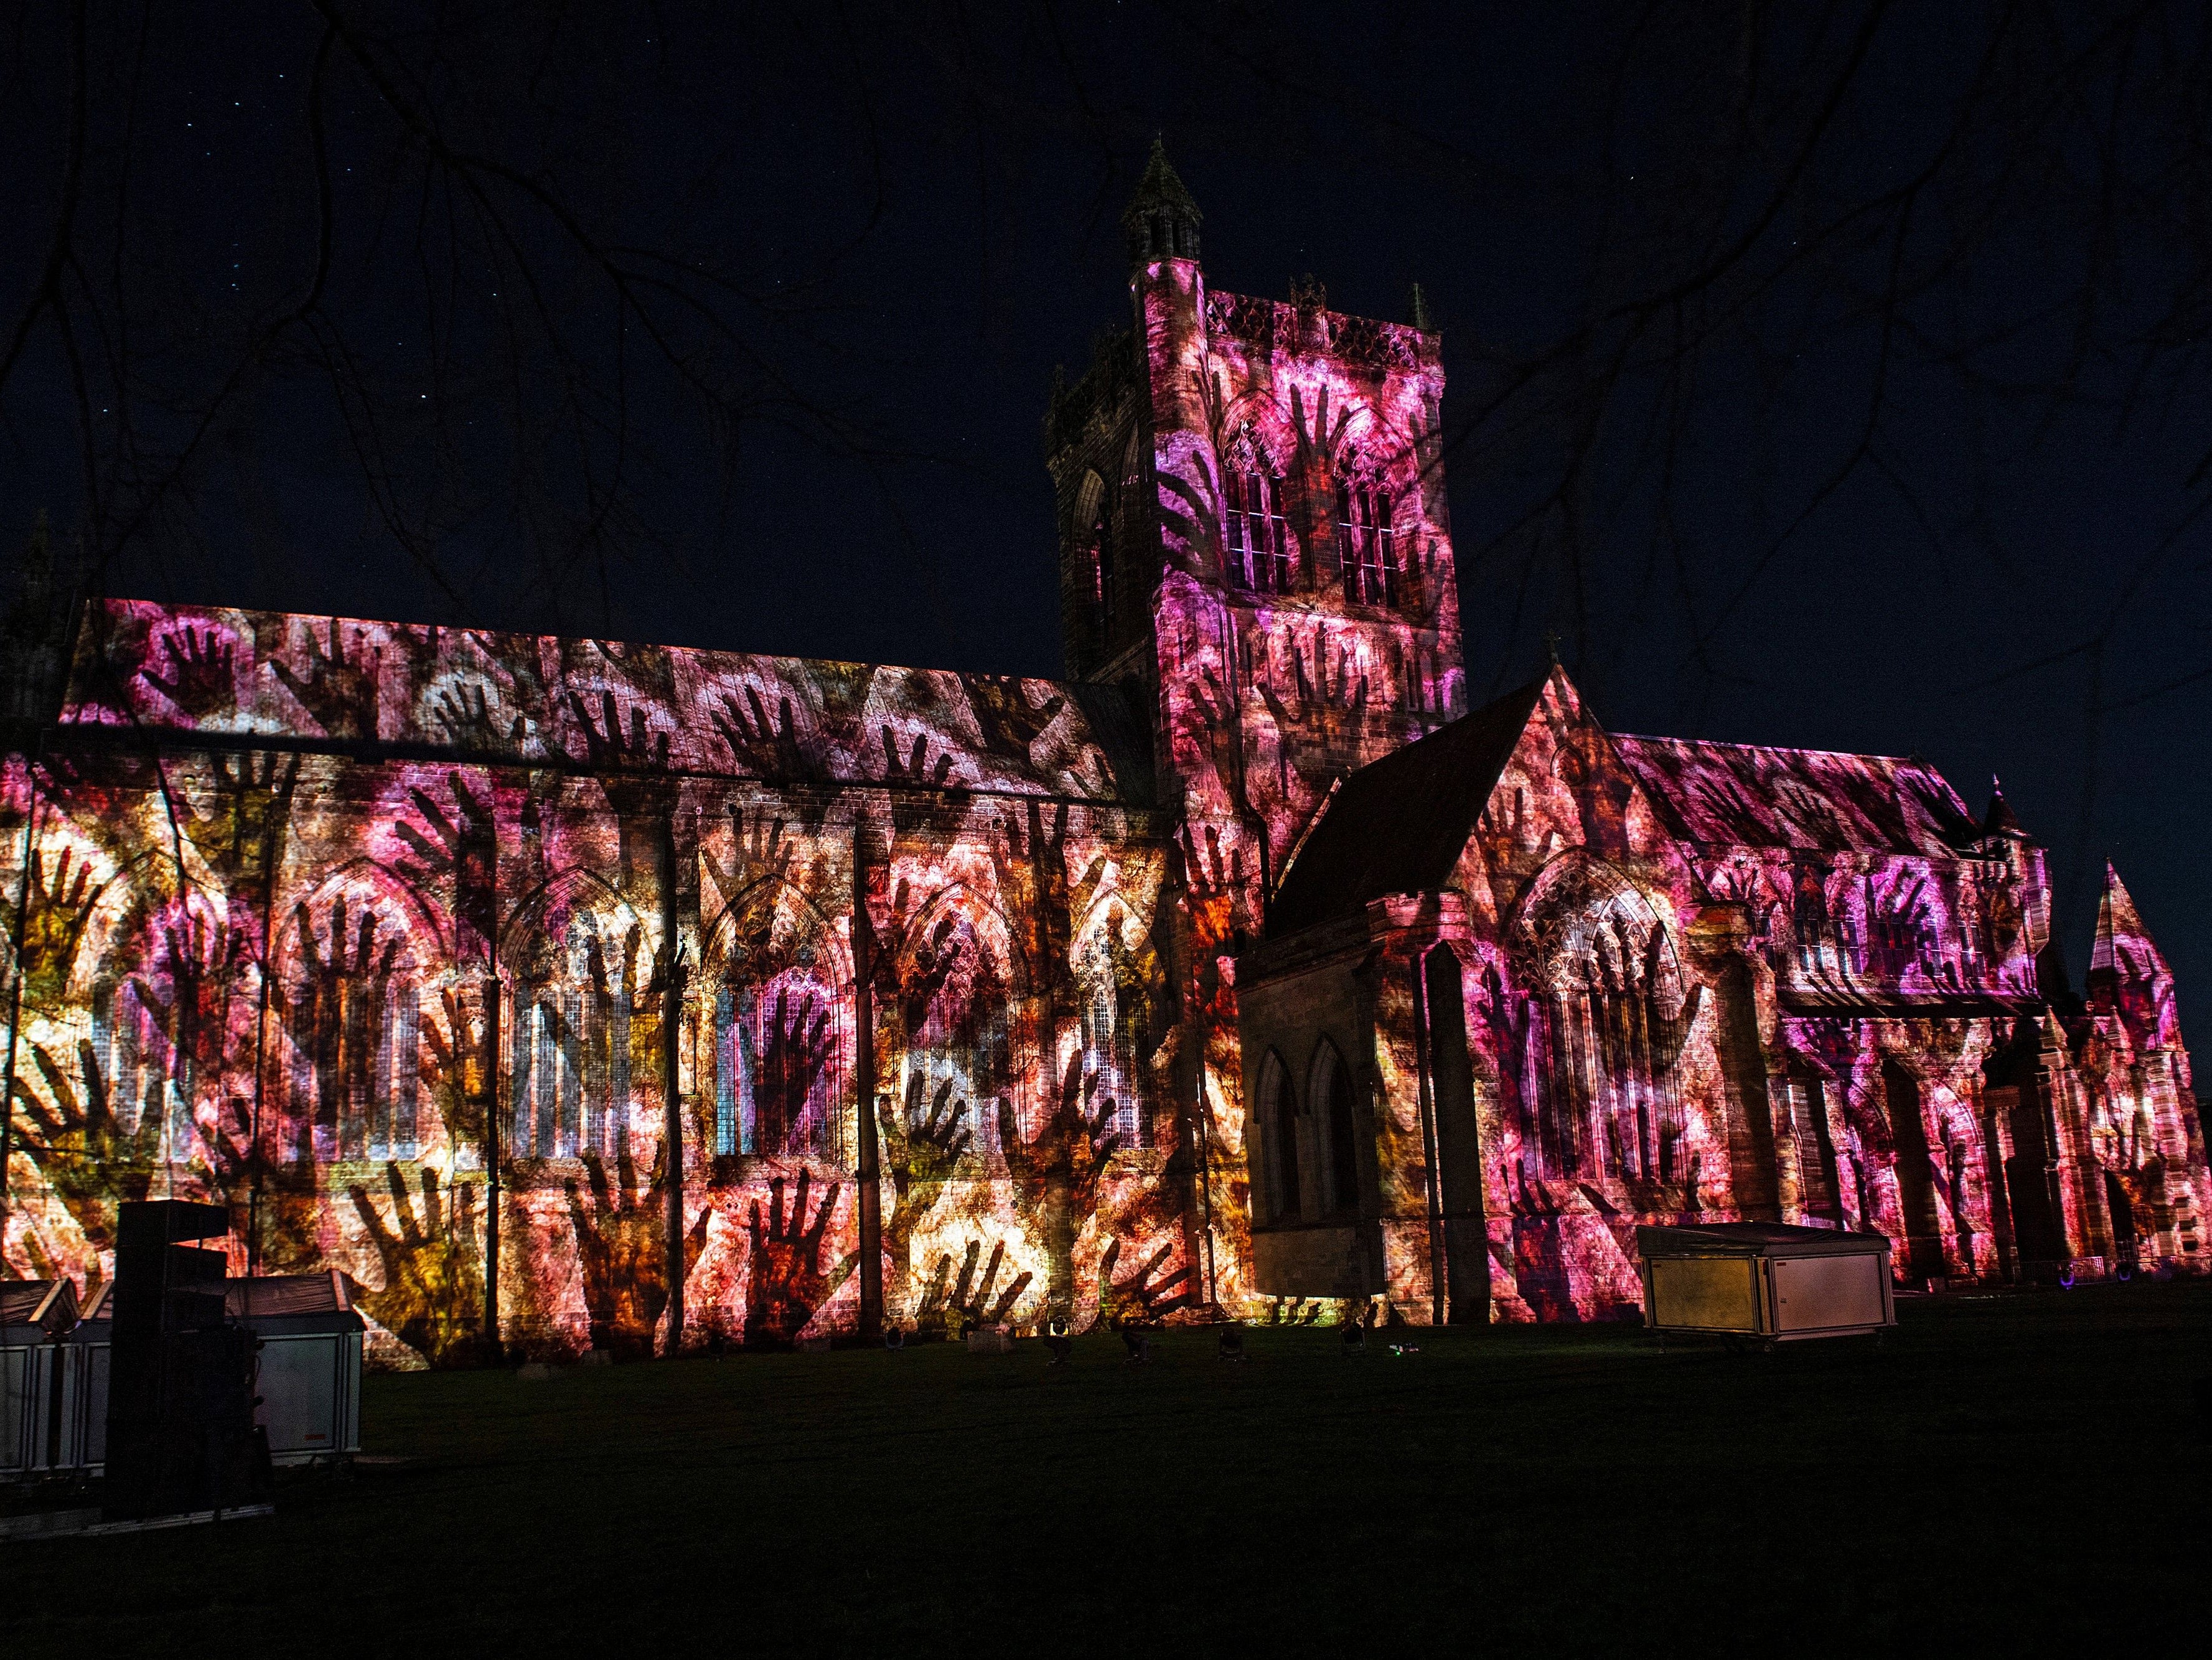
<box><xmin>2</xmin><ymin>147</ymin><xmax>2203</xmax><ymax>1361</ymax></box>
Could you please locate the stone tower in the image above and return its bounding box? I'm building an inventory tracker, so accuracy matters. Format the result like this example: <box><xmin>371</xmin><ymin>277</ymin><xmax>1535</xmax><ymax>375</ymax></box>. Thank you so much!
<box><xmin>1046</xmin><ymin>141</ymin><xmax>1466</xmax><ymax>910</ymax></box>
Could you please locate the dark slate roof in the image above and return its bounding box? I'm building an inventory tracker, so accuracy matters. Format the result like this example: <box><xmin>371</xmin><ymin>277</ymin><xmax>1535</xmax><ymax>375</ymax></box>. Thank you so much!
<box><xmin>1267</xmin><ymin>678</ymin><xmax>1544</xmax><ymax>937</ymax></box>
<box><xmin>1066</xmin><ymin>678</ymin><xmax>1158</xmax><ymax>808</ymax></box>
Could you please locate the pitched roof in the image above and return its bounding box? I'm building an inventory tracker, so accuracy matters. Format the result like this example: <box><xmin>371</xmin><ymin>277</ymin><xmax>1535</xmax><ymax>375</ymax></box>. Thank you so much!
<box><xmin>1267</xmin><ymin>678</ymin><xmax>1544</xmax><ymax>936</ymax></box>
<box><xmin>1610</xmin><ymin>734</ymin><xmax>1978</xmax><ymax>856</ymax></box>
<box><xmin>60</xmin><ymin>598</ymin><xmax>1141</xmax><ymax>805</ymax></box>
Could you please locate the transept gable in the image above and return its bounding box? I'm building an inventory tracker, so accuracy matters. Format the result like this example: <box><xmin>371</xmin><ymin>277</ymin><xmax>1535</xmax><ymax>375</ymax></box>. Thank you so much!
<box><xmin>1260</xmin><ymin>662</ymin><xmax>1692</xmax><ymax>943</ymax></box>
<box><xmin>1463</xmin><ymin>664</ymin><xmax>1686</xmax><ymax>930</ymax></box>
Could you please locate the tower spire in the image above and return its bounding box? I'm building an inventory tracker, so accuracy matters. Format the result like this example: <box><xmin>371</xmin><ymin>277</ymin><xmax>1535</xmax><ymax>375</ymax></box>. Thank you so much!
<box><xmin>2088</xmin><ymin>861</ymin><xmax>2179</xmax><ymax>1050</ymax></box>
<box><xmin>2089</xmin><ymin>863</ymin><xmax>2160</xmax><ymax>990</ymax></box>
<box><xmin>1982</xmin><ymin>774</ymin><xmax>2025</xmax><ymax>839</ymax></box>
<box><xmin>1122</xmin><ymin>139</ymin><xmax>1202</xmax><ymax>266</ymax></box>
<box><xmin>1409</xmin><ymin>281</ymin><xmax>1434</xmax><ymax>332</ymax></box>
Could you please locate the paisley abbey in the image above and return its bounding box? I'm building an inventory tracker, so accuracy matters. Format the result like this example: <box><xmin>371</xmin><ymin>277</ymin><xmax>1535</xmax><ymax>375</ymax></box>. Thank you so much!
<box><xmin>1</xmin><ymin>148</ymin><xmax>2201</xmax><ymax>1362</ymax></box>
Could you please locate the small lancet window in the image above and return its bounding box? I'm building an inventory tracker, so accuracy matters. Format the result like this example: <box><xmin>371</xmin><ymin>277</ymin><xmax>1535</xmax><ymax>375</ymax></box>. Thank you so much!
<box><xmin>1258</xmin><ymin>1049</ymin><xmax>1300</xmax><ymax>1223</ymax></box>
<box><xmin>1092</xmin><ymin>505</ymin><xmax>1115</xmax><ymax>643</ymax></box>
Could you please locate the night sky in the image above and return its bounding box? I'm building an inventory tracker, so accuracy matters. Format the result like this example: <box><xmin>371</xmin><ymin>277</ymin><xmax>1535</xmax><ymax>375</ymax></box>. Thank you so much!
<box><xmin>3</xmin><ymin>4</ymin><xmax>2206</xmax><ymax>1003</ymax></box>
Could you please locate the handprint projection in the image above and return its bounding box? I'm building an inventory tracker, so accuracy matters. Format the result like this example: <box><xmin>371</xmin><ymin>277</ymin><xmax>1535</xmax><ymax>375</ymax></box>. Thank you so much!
<box><xmin>744</xmin><ymin>1170</ymin><xmax>843</xmax><ymax>1346</ymax></box>
<box><xmin>1095</xmin><ymin>1237</ymin><xmax>1195</xmax><ymax>1327</ymax></box>
<box><xmin>916</xmin><ymin>1237</ymin><xmax>1032</xmax><ymax>1333</ymax></box>
<box><xmin>141</xmin><ymin>625</ymin><xmax>237</xmax><ymax>721</ymax></box>
<box><xmin>391</xmin><ymin>775</ymin><xmax>497</xmax><ymax>960</ymax></box>
<box><xmin>283</xmin><ymin>894</ymin><xmax>416</xmax><ymax>1162</ymax></box>
<box><xmin>126</xmin><ymin>907</ymin><xmax>236</xmax><ymax>1158</ymax></box>
<box><xmin>566</xmin><ymin>1146</ymin><xmax>708</xmax><ymax>1359</ymax></box>
<box><xmin>710</xmin><ymin>684</ymin><xmax>815</xmax><ymax>782</ymax></box>
<box><xmin>754</xmin><ymin>987</ymin><xmax>835</xmax><ymax>1155</ymax></box>
<box><xmin>350</xmin><ymin>1164</ymin><xmax>484</xmax><ymax>1366</ymax></box>
<box><xmin>878</xmin><ymin>1075</ymin><xmax>973</xmax><ymax>1306</ymax></box>
<box><xmin>400</xmin><ymin>985</ymin><xmax>495</xmax><ymax>1165</ymax></box>
<box><xmin>272</xmin><ymin>618</ymin><xmax>381</xmax><ymax>738</ymax></box>
<box><xmin>1001</xmin><ymin>1056</ymin><xmax>1128</xmax><ymax>1320</ymax></box>
<box><xmin>7</xmin><ymin>846</ymin><xmax>103</xmax><ymax>1005</ymax></box>
<box><xmin>180</xmin><ymin>752</ymin><xmax>301</xmax><ymax>900</ymax></box>
<box><xmin>9</xmin><ymin>1039</ymin><xmax>166</xmax><ymax>1262</ymax></box>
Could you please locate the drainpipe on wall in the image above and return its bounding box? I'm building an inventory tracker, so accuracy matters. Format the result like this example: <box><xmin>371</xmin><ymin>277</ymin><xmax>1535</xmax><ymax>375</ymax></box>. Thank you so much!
<box><xmin>1409</xmin><ymin>942</ymin><xmax>1448</xmax><ymax>1326</ymax></box>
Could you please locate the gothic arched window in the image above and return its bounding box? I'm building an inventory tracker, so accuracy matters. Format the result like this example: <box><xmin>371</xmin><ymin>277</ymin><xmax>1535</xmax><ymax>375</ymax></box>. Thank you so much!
<box><xmin>102</xmin><ymin>884</ymin><xmax>244</xmax><ymax>1169</ymax></box>
<box><xmin>502</xmin><ymin>874</ymin><xmax>645</xmax><ymax>1163</ymax></box>
<box><xmin>1073</xmin><ymin>897</ymin><xmax>1166</xmax><ymax>1150</ymax></box>
<box><xmin>893</xmin><ymin>889</ymin><xmax>1015</xmax><ymax>1160</ymax></box>
<box><xmin>1093</xmin><ymin>503</ymin><xmax>1115</xmax><ymax>644</ymax></box>
<box><xmin>279</xmin><ymin>870</ymin><xmax>434</xmax><ymax>1165</ymax></box>
<box><xmin>703</xmin><ymin>875</ymin><xmax>849</xmax><ymax>1165</ymax></box>
<box><xmin>1335</xmin><ymin>485</ymin><xmax>1395</xmax><ymax>607</ymax></box>
<box><xmin>1508</xmin><ymin>855</ymin><xmax>1691</xmax><ymax>1185</ymax></box>
<box><xmin>1784</xmin><ymin>1064</ymin><xmax>1844</xmax><ymax>1224</ymax></box>
<box><xmin>1225</xmin><ymin>470</ymin><xmax>1292</xmax><ymax>593</ymax></box>
<box><xmin>715</xmin><ymin>968</ymin><xmax>843</xmax><ymax>1161</ymax></box>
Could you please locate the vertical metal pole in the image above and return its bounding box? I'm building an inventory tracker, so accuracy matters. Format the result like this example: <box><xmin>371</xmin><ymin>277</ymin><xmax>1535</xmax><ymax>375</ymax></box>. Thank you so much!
<box><xmin>0</xmin><ymin>766</ymin><xmax>44</xmax><ymax>1237</ymax></box>
<box><xmin>245</xmin><ymin>772</ymin><xmax>281</xmax><ymax>1277</ymax></box>
<box><xmin>659</xmin><ymin>820</ymin><xmax>686</xmax><ymax>1356</ymax></box>
<box><xmin>851</xmin><ymin>819</ymin><xmax>882</xmax><ymax>1340</ymax></box>
<box><xmin>482</xmin><ymin>973</ymin><xmax>501</xmax><ymax>1361</ymax></box>
<box><xmin>1410</xmin><ymin>946</ymin><xmax>1448</xmax><ymax>1326</ymax></box>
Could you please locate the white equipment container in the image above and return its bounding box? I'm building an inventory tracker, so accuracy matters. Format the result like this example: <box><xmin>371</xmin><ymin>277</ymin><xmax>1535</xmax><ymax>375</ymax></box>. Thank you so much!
<box><xmin>1638</xmin><ymin>1221</ymin><xmax>1896</xmax><ymax>1344</ymax></box>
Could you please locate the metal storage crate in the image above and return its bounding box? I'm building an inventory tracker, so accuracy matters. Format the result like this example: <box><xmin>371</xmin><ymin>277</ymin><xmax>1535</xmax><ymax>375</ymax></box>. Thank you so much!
<box><xmin>1638</xmin><ymin>1222</ymin><xmax>1895</xmax><ymax>1344</ymax></box>
<box><xmin>45</xmin><ymin>1270</ymin><xmax>362</xmax><ymax>1474</ymax></box>
<box><xmin>2</xmin><ymin>1280</ymin><xmax>78</xmax><ymax>1478</ymax></box>
<box><xmin>227</xmin><ymin>1273</ymin><xmax>363</xmax><ymax>1465</ymax></box>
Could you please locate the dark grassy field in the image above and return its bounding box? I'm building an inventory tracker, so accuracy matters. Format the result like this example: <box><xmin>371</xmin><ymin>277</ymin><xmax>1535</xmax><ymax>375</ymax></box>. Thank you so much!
<box><xmin>16</xmin><ymin>1283</ymin><xmax>2209</xmax><ymax>1654</ymax></box>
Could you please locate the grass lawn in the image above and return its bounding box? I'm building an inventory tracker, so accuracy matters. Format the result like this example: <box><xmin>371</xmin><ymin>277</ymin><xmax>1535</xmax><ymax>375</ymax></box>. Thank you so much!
<box><xmin>15</xmin><ymin>1282</ymin><xmax>2209</xmax><ymax>1654</ymax></box>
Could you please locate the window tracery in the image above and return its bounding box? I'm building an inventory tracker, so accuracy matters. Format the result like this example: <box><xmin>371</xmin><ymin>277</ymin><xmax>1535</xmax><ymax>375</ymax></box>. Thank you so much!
<box><xmin>1224</xmin><ymin>469</ymin><xmax>1293</xmax><ymax>593</ymax></box>
<box><xmin>1310</xmin><ymin>1038</ymin><xmax>1359</xmax><ymax>1216</ymax></box>
<box><xmin>501</xmin><ymin>874</ymin><xmax>642</xmax><ymax>1163</ymax></box>
<box><xmin>278</xmin><ymin>869</ymin><xmax>433</xmax><ymax>1165</ymax></box>
<box><xmin>892</xmin><ymin>889</ymin><xmax>1015</xmax><ymax>1161</ymax></box>
<box><xmin>1073</xmin><ymin>896</ymin><xmax>1166</xmax><ymax>1150</ymax></box>
<box><xmin>1334</xmin><ymin>483</ymin><xmax>1395</xmax><ymax>607</ymax></box>
<box><xmin>704</xmin><ymin>876</ymin><xmax>848</xmax><ymax>1164</ymax></box>
<box><xmin>1508</xmin><ymin>855</ymin><xmax>1690</xmax><ymax>1184</ymax></box>
<box><xmin>1257</xmin><ymin>1048</ymin><xmax>1300</xmax><ymax>1222</ymax></box>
